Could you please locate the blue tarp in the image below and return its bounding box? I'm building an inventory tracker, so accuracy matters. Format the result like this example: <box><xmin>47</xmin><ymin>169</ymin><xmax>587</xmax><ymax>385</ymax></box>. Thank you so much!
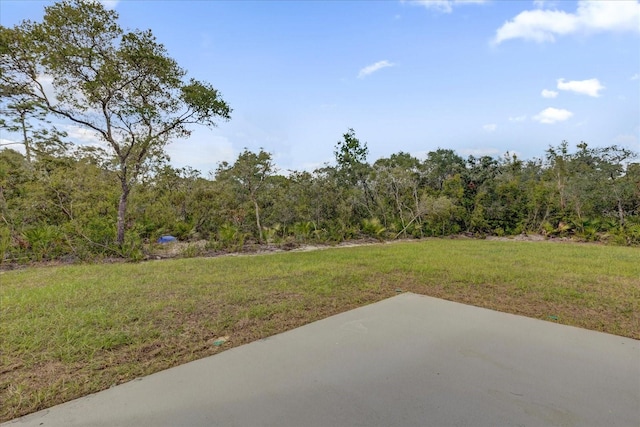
<box><xmin>157</xmin><ymin>235</ymin><xmax>177</xmax><ymax>244</ymax></box>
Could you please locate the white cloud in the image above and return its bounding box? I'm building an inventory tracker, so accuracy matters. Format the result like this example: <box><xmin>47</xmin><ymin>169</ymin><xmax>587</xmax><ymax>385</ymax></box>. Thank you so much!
<box><xmin>358</xmin><ymin>60</ymin><xmax>395</xmax><ymax>79</ymax></box>
<box><xmin>509</xmin><ymin>115</ymin><xmax>527</xmax><ymax>122</ymax></box>
<box><xmin>482</xmin><ymin>124</ymin><xmax>497</xmax><ymax>132</ymax></box>
<box><xmin>631</xmin><ymin>73</ymin><xmax>640</xmax><ymax>81</ymax></box>
<box><xmin>406</xmin><ymin>0</ymin><xmax>487</xmax><ymax>14</ymax></box>
<box><xmin>493</xmin><ymin>0</ymin><xmax>640</xmax><ymax>44</ymax></box>
<box><xmin>63</xmin><ymin>125</ymin><xmax>104</xmax><ymax>145</ymax></box>
<box><xmin>494</xmin><ymin>9</ymin><xmax>578</xmax><ymax>44</ymax></box>
<box><xmin>532</xmin><ymin>107</ymin><xmax>573</xmax><ymax>124</ymax></box>
<box><xmin>557</xmin><ymin>78</ymin><xmax>604</xmax><ymax>97</ymax></box>
<box><xmin>541</xmin><ymin>89</ymin><xmax>558</xmax><ymax>98</ymax></box>
<box><xmin>32</xmin><ymin>74</ymin><xmax>56</xmax><ymax>100</ymax></box>
<box><xmin>0</xmin><ymin>138</ymin><xmax>23</xmax><ymax>151</ymax></box>
<box><xmin>576</xmin><ymin>0</ymin><xmax>640</xmax><ymax>32</ymax></box>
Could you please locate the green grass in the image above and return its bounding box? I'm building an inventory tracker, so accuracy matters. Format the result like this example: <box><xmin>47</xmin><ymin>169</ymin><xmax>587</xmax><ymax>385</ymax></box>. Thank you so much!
<box><xmin>1</xmin><ymin>239</ymin><xmax>639</xmax><ymax>421</ymax></box>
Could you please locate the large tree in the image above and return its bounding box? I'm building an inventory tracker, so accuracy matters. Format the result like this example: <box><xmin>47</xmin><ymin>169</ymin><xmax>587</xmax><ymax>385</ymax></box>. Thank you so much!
<box><xmin>334</xmin><ymin>128</ymin><xmax>369</xmax><ymax>187</ymax></box>
<box><xmin>215</xmin><ymin>149</ymin><xmax>275</xmax><ymax>243</ymax></box>
<box><xmin>0</xmin><ymin>0</ymin><xmax>231</xmax><ymax>246</ymax></box>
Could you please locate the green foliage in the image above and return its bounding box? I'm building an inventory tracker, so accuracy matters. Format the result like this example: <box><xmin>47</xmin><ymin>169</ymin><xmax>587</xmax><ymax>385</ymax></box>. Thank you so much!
<box><xmin>424</xmin><ymin>149</ymin><xmax>465</xmax><ymax>190</ymax></box>
<box><xmin>1</xmin><ymin>122</ymin><xmax>640</xmax><ymax>263</ymax></box>
<box><xmin>335</xmin><ymin>128</ymin><xmax>368</xmax><ymax>172</ymax></box>
<box><xmin>180</xmin><ymin>242</ymin><xmax>205</xmax><ymax>259</ymax></box>
<box><xmin>171</xmin><ymin>221</ymin><xmax>195</xmax><ymax>241</ymax></box>
<box><xmin>334</xmin><ymin>128</ymin><xmax>370</xmax><ymax>187</ymax></box>
<box><xmin>23</xmin><ymin>224</ymin><xmax>64</xmax><ymax>261</ymax></box>
<box><xmin>361</xmin><ymin>218</ymin><xmax>386</xmax><ymax>239</ymax></box>
<box><xmin>0</xmin><ymin>225</ymin><xmax>11</xmax><ymax>263</ymax></box>
<box><xmin>420</xmin><ymin>195</ymin><xmax>460</xmax><ymax>236</ymax></box>
<box><xmin>215</xmin><ymin>149</ymin><xmax>274</xmax><ymax>243</ymax></box>
<box><xmin>120</xmin><ymin>230</ymin><xmax>144</xmax><ymax>262</ymax></box>
<box><xmin>623</xmin><ymin>223</ymin><xmax>640</xmax><ymax>245</ymax></box>
<box><xmin>215</xmin><ymin>224</ymin><xmax>245</xmax><ymax>251</ymax></box>
<box><xmin>292</xmin><ymin>221</ymin><xmax>315</xmax><ymax>241</ymax></box>
<box><xmin>2</xmin><ymin>0</ymin><xmax>231</xmax><ymax>246</ymax></box>
<box><xmin>261</xmin><ymin>224</ymin><xmax>282</xmax><ymax>244</ymax></box>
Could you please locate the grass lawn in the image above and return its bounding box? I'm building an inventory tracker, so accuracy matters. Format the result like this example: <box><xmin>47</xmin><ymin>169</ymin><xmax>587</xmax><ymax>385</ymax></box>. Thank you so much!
<box><xmin>1</xmin><ymin>239</ymin><xmax>639</xmax><ymax>421</ymax></box>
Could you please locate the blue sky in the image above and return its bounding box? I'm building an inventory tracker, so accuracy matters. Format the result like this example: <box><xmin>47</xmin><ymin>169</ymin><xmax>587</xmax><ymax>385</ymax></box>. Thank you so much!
<box><xmin>1</xmin><ymin>0</ymin><xmax>639</xmax><ymax>174</ymax></box>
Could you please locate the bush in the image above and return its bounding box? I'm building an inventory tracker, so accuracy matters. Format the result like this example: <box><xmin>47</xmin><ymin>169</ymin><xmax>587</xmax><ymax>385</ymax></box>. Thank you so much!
<box><xmin>121</xmin><ymin>230</ymin><xmax>144</xmax><ymax>261</ymax></box>
<box><xmin>0</xmin><ymin>227</ymin><xmax>11</xmax><ymax>264</ymax></box>
<box><xmin>361</xmin><ymin>218</ymin><xmax>386</xmax><ymax>239</ymax></box>
<box><xmin>292</xmin><ymin>221</ymin><xmax>315</xmax><ymax>241</ymax></box>
<box><xmin>625</xmin><ymin>223</ymin><xmax>640</xmax><ymax>246</ymax></box>
<box><xmin>262</xmin><ymin>224</ymin><xmax>282</xmax><ymax>244</ymax></box>
<box><xmin>23</xmin><ymin>224</ymin><xmax>65</xmax><ymax>261</ymax></box>
<box><xmin>215</xmin><ymin>223</ymin><xmax>245</xmax><ymax>251</ymax></box>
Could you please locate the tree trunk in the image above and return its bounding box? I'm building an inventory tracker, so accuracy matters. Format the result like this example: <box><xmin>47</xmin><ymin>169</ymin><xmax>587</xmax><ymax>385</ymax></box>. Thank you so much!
<box><xmin>117</xmin><ymin>180</ymin><xmax>130</xmax><ymax>247</ymax></box>
<box><xmin>252</xmin><ymin>196</ymin><xmax>262</xmax><ymax>243</ymax></box>
<box><xmin>617</xmin><ymin>198</ymin><xmax>625</xmax><ymax>226</ymax></box>
<box><xmin>20</xmin><ymin>111</ymin><xmax>32</xmax><ymax>165</ymax></box>
<box><xmin>393</xmin><ymin>184</ymin><xmax>406</xmax><ymax>233</ymax></box>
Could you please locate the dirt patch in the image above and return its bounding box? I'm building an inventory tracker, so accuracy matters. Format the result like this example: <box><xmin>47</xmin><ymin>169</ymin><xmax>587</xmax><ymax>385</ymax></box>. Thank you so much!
<box><xmin>0</xmin><ymin>235</ymin><xmax>611</xmax><ymax>271</ymax></box>
<box><xmin>485</xmin><ymin>234</ymin><xmax>547</xmax><ymax>242</ymax></box>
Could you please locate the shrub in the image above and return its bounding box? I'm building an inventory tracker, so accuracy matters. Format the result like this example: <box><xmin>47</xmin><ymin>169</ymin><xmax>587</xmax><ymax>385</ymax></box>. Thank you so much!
<box><xmin>23</xmin><ymin>224</ymin><xmax>65</xmax><ymax>261</ymax></box>
<box><xmin>361</xmin><ymin>218</ymin><xmax>386</xmax><ymax>239</ymax></box>
<box><xmin>216</xmin><ymin>223</ymin><xmax>245</xmax><ymax>251</ymax></box>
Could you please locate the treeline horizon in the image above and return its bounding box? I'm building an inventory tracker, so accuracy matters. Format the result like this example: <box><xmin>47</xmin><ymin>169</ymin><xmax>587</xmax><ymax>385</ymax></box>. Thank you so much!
<box><xmin>1</xmin><ymin>131</ymin><xmax>639</xmax><ymax>263</ymax></box>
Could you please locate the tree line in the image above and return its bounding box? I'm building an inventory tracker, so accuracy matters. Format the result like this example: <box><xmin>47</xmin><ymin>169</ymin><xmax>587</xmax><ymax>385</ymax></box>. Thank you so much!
<box><xmin>1</xmin><ymin>133</ymin><xmax>638</xmax><ymax>263</ymax></box>
<box><xmin>1</xmin><ymin>1</ymin><xmax>638</xmax><ymax>263</ymax></box>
